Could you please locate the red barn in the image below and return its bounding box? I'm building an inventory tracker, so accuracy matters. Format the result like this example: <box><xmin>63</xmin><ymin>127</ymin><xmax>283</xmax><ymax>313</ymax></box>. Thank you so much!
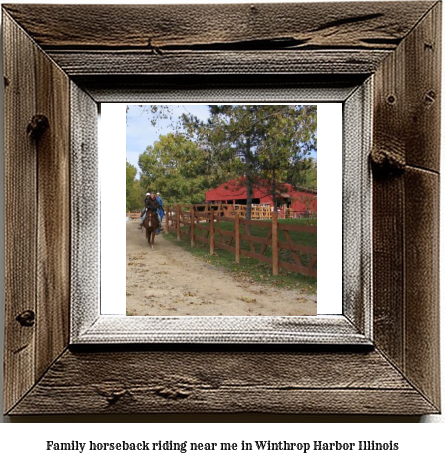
<box><xmin>205</xmin><ymin>177</ymin><xmax>317</xmax><ymax>217</ymax></box>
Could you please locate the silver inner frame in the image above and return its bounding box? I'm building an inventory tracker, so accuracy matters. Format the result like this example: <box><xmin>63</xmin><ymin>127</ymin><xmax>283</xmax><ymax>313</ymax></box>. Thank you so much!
<box><xmin>70</xmin><ymin>80</ymin><xmax>373</xmax><ymax>345</ymax></box>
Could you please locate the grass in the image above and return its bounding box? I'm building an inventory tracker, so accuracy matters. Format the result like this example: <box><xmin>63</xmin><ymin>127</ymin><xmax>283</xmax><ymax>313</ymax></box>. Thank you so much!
<box><xmin>164</xmin><ymin>217</ymin><xmax>317</xmax><ymax>293</ymax></box>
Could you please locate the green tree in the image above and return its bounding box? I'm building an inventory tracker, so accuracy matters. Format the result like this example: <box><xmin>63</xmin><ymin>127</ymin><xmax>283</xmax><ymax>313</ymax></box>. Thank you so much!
<box><xmin>138</xmin><ymin>104</ymin><xmax>317</xmax><ymax>217</ymax></box>
<box><xmin>288</xmin><ymin>157</ymin><xmax>317</xmax><ymax>189</ymax></box>
<box><xmin>138</xmin><ymin>133</ymin><xmax>215</xmax><ymax>205</ymax></box>
<box><xmin>126</xmin><ymin>161</ymin><xmax>144</xmax><ymax>212</ymax></box>
<box><xmin>194</xmin><ymin>105</ymin><xmax>317</xmax><ymax>218</ymax></box>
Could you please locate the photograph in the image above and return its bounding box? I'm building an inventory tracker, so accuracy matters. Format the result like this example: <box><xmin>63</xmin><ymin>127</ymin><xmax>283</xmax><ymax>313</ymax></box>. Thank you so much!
<box><xmin>125</xmin><ymin>104</ymin><xmax>317</xmax><ymax>317</ymax></box>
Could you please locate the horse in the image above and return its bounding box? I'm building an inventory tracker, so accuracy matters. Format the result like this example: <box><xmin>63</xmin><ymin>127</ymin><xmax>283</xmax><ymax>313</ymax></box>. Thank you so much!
<box><xmin>140</xmin><ymin>209</ymin><xmax>146</xmax><ymax>233</ymax></box>
<box><xmin>143</xmin><ymin>209</ymin><xmax>160</xmax><ymax>248</ymax></box>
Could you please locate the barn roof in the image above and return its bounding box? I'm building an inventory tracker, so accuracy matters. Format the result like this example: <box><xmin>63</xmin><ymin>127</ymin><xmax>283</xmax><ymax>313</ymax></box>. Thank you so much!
<box><xmin>206</xmin><ymin>177</ymin><xmax>316</xmax><ymax>201</ymax></box>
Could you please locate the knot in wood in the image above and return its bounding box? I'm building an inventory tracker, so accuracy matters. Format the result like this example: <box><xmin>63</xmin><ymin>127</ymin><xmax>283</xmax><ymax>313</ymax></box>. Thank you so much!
<box><xmin>105</xmin><ymin>390</ymin><xmax>128</xmax><ymax>405</ymax></box>
<box><xmin>96</xmin><ymin>386</ymin><xmax>130</xmax><ymax>405</ymax></box>
<box><xmin>370</xmin><ymin>148</ymin><xmax>405</xmax><ymax>177</ymax></box>
<box><xmin>154</xmin><ymin>386</ymin><xmax>191</xmax><ymax>400</ymax></box>
<box><xmin>16</xmin><ymin>310</ymin><xmax>35</xmax><ymax>327</ymax></box>
<box><xmin>27</xmin><ymin>114</ymin><xmax>49</xmax><ymax>140</ymax></box>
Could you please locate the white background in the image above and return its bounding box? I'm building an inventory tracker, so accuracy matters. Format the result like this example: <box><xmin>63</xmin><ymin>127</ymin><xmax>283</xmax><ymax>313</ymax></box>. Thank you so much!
<box><xmin>0</xmin><ymin>0</ymin><xmax>444</xmax><ymax>460</ymax></box>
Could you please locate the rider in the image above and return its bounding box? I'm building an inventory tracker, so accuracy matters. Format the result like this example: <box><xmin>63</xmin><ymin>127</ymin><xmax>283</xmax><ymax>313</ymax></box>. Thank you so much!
<box><xmin>156</xmin><ymin>192</ymin><xmax>164</xmax><ymax>229</ymax></box>
<box><xmin>138</xmin><ymin>193</ymin><xmax>150</xmax><ymax>229</ymax></box>
<box><xmin>148</xmin><ymin>192</ymin><xmax>162</xmax><ymax>235</ymax></box>
<box><xmin>140</xmin><ymin>192</ymin><xmax>161</xmax><ymax>234</ymax></box>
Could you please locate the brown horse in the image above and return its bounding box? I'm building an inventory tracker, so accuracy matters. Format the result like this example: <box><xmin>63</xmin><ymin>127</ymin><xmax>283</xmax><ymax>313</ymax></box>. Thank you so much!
<box><xmin>143</xmin><ymin>210</ymin><xmax>159</xmax><ymax>248</ymax></box>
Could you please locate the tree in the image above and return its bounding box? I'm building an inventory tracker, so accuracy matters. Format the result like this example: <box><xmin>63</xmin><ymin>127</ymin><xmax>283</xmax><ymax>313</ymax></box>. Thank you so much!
<box><xmin>288</xmin><ymin>157</ymin><xmax>317</xmax><ymax>189</ymax></box>
<box><xmin>138</xmin><ymin>133</ymin><xmax>215</xmax><ymax>205</ymax></box>
<box><xmin>126</xmin><ymin>161</ymin><xmax>145</xmax><ymax>212</ymax></box>
<box><xmin>196</xmin><ymin>105</ymin><xmax>317</xmax><ymax>218</ymax></box>
<box><xmin>136</xmin><ymin>104</ymin><xmax>317</xmax><ymax>218</ymax></box>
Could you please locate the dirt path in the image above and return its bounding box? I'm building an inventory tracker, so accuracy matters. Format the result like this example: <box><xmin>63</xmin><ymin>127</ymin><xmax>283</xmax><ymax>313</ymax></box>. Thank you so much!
<box><xmin>126</xmin><ymin>221</ymin><xmax>316</xmax><ymax>316</ymax></box>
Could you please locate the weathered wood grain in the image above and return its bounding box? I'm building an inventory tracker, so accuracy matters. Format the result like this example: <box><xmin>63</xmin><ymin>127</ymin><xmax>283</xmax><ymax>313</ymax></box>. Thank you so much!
<box><xmin>46</xmin><ymin>50</ymin><xmax>391</xmax><ymax>76</ymax></box>
<box><xmin>404</xmin><ymin>168</ymin><xmax>440</xmax><ymax>409</ymax></box>
<box><xmin>70</xmin><ymin>83</ymin><xmax>100</xmax><ymax>339</ymax></box>
<box><xmin>35</xmin><ymin>40</ymin><xmax>70</xmax><ymax>381</ymax></box>
<box><xmin>3</xmin><ymin>11</ymin><xmax>72</xmax><ymax>412</ymax></box>
<box><xmin>372</xmin><ymin>3</ymin><xmax>441</xmax><ymax>412</ymax></box>
<box><xmin>372</xmin><ymin>20</ymin><xmax>407</xmax><ymax>372</ymax></box>
<box><xmin>8</xmin><ymin>349</ymin><xmax>438</xmax><ymax>415</ymax></box>
<box><xmin>3</xmin><ymin>13</ymin><xmax>38</xmax><ymax>414</ymax></box>
<box><xmin>343</xmin><ymin>81</ymin><xmax>372</xmax><ymax>336</ymax></box>
<box><xmin>372</xmin><ymin>64</ymin><xmax>405</xmax><ymax>373</ymax></box>
<box><xmin>372</xmin><ymin>175</ymin><xmax>405</xmax><ymax>367</ymax></box>
<box><xmin>75</xmin><ymin>314</ymin><xmax>371</xmax><ymax>345</ymax></box>
<box><xmin>70</xmin><ymin>75</ymin><xmax>363</xmax><ymax>103</ymax></box>
<box><xmin>2</xmin><ymin>2</ymin><xmax>435</xmax><ymax>50</ymax></box>
<box><xmin>404</xmin><ymin>2</ymin><xmax>441</xmax><ymax>172</ymax></box>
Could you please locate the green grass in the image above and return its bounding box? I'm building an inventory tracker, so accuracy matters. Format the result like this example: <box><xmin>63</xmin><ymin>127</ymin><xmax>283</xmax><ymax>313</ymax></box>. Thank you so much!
<box><xmin>164</xmin><ymin>218</ymin><xmax>317</xmax><ymax>293</ymax></box>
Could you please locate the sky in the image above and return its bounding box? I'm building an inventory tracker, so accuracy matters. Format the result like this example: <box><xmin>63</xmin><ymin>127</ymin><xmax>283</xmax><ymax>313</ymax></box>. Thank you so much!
<box><xmin>126</xmin><ymin>104</ymin><xmax>210</xmax><ymax>177</ymax></box>
<box><xmin>126</xmin><ymin>104</ymin><xmax>318</xmax><ymax>179</ymax></box>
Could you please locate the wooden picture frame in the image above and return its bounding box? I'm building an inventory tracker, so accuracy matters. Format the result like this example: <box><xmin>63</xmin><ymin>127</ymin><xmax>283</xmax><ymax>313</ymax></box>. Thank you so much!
<box><xmin>2</xmin><ymin>2</ymin><xmax>440</xmax><ymax>415</ymax></box>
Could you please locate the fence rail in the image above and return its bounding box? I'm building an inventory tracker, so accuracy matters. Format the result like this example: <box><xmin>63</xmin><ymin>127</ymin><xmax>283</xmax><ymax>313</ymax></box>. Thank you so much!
<box><xmin>127</xmin><ymin>203</ymin><xmax>313</xmax><ymax>221</ymax></box>
<box><xmin>165</xmin><ymin>204</ymin><xmax>317</xmax><ymax>278</ymax></box>
<box><xmin>167</xmin><ymin>203</ymin><xmax>314</xmax><ymax>219</ymax></box>
<box><xmin>126</xmin><ymin>212</ymin><xmax>141</xmax><ymax>220</ymax></box>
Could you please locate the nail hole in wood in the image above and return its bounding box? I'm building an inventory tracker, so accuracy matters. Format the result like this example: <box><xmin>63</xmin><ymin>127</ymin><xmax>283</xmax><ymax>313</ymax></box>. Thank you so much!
<box><xmin>425</xmin><ymin>90</ymin><xmax>436</xmax><ymax>105</ymax></box>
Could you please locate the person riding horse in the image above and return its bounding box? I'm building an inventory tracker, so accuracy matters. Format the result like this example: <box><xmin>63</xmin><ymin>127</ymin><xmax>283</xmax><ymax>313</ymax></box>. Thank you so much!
<box><xmin>139</xmin><ymin>192</ymin><xmax>161</xmax><ymax>233</ymax></box>
<box><xmin>156</xmin><ymin>192</ymin><xmax>164</xmax><ymax>224</ymax></box>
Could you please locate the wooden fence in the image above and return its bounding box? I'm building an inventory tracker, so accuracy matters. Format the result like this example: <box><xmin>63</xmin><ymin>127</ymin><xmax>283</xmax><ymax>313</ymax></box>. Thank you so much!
<box><xmin>226</xmin><ymin>204</ymin><xmax>312</xmax><ymax>220</ymax></box>
<box><xmin>126</xmin><ymin>212</ymin><xmax>141</xmax><ymax>220</ymax></box>
<box><xmin>175</xmin><ymin>203</ymin><xmax>313</xmax><ymax>219</ymax></box>
<box><xmin>165</xmin><ymin>204</ymin><xmax>317</xmax><ymax>278</ymax></box>
<box><xmin>128</xmin><ymin>204</ymin><xmax>312</xmax><ymax>222</ymax></box>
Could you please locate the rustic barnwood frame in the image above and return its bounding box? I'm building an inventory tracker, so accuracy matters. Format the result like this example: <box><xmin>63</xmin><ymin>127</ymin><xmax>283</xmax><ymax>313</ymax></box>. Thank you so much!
<box><xmin>2</xmin><ymin>2</ymin><xmax>440</xmax><ymax>415</ymax></box>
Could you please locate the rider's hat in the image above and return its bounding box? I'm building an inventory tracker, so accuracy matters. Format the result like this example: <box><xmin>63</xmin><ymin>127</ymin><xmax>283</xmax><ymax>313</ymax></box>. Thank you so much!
<box><xmin>146</xmin><ymin>192</ymin><xmax>150</xmax><ymax>196</ymax></box>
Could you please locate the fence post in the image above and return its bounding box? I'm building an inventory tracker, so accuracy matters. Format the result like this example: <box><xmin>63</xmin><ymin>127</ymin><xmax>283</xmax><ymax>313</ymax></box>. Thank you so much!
<box><xmin>210</xmin><ymin>208</ymin><xmax>215</xmax><ymax>255</ymax></box>
<box><xmin>272</xmin><ymin>210</ymin><xmax>279</xmax><ymax>276</ymax></box>
<box><xmin>191</xmin><ymin>207</ymin><xmax>195</xmax><ymax>247</ymax></box>
<box><xmin>235</xmin><ymin>213</ymin><xmax>240</xmax><ymax>264</ymax></box>
<box><xmin>176</xmin><ymin>205</ymin><xmax>181</xmax><ymax>241</ymax></box>
<box><xmin>165</xmin><ymin>206</ymin><xmax>169</xmax><ymax>233</ymax></box>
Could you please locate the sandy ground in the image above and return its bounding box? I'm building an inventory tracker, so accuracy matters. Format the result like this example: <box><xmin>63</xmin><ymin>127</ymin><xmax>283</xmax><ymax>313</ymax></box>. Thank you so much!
<box><xmin>126</xmin><ymin>221</ymin><xmax>316</xmax><ymax>316</ymax></box>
